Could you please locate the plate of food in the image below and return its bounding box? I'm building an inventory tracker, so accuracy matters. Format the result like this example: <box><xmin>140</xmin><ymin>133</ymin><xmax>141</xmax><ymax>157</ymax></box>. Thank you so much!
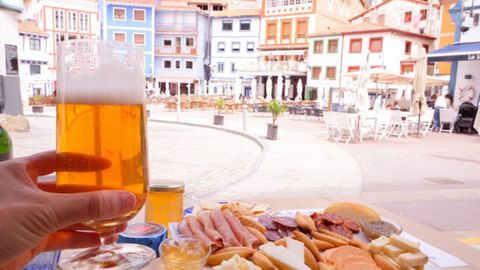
<box><xmin>167</xmin><ymin>201</ymin><xmax>430</xmax><ymax>270</ymax></box>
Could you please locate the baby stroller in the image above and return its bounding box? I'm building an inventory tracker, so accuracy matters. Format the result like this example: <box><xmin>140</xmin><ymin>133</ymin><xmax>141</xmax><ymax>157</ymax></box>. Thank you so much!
<box><xmin>455</xmin><ymin>102</ymin><xmax>478</xmax><ymax>134</ymax></box>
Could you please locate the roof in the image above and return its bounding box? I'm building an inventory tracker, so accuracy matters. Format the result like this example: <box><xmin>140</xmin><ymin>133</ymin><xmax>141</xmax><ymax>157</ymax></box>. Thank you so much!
<box><xmin>428</xmin><ymin>42</ymin><xmax>480</xmax><ymax>62</ymax></box>
<box><xmin>211</xmin><ymin>9</ymin><xmax>261</xmax><ymax>17</ymax></box>
<box><xmin>349</xmin><ymin>0</ymin><xmax>440</xmax><ymax>22</ymax></box>
<box><xmin>18</xmin><ymin>20</ymin><xmax>47</xmax><ymax>36</ymax></box>
<box><xmin>106</xmin><ymin>0</ymin><xmax>154</xmax><ymax>4</ymax></box>
<box><xmin>309</xmin><ymin>22</ymin><xmax>436</xmax><ymax>40</ymax></box>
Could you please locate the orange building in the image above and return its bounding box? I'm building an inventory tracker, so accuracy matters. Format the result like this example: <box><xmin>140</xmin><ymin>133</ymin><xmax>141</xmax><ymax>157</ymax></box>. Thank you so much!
<box><xmin>437</xmin><ymin>0</ymin><xmax>457</xmax><ymax>75</ymax></box>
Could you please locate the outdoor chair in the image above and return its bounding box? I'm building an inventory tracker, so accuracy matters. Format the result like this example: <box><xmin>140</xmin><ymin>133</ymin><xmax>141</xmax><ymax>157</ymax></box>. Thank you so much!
<box><xmin>294</xmin><ymin>106</ymin><xmax>306</xmax><ymax>120</ymax></box>
<box><xmin>439</xmin><ymin>109</ymin><xmax>458</xmax><ymax>133</ymax></box>
<box><xmin>335</xmin><ymin>113</ymin><xmax>355</xmax><ymax>144</ymax></box>
<box><xmin>375</xmin><ymin>110</ymin><xmax>392</xmax><ymax>141</ymax></box>
<box><xmin>323</xmin><ymin>111</ymin><xmax>338</xmax><ymax>141</ymax></box>
<box><xmin>388</xmin><ymin>110</ymin><xmax>409</xmax><ymax>138</ymax></box>
<box><xmin>419</xmin><ymin>109</ymin><xmax>435</xmax><ymax>136</ymax></box>
<box><xmin>305</xmin><ymin>108</ymin><xmax>313</xmax><ymax>119</ymax></box>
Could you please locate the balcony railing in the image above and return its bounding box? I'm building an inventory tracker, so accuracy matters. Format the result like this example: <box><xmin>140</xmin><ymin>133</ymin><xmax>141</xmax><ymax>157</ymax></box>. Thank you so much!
<box><xmin>237</xmin><ymin>61</ymin><xmax>308</xmax><ymax>73</ymax></box>
<box><xmin>155</xmin><ymin>47</ymin><xmax>197</xmax><ymax>56</ymax></box>
<box><xmin>155</xmin><ymin>23</ymin><xmax>197</xmax><ymax>33</ymax></box>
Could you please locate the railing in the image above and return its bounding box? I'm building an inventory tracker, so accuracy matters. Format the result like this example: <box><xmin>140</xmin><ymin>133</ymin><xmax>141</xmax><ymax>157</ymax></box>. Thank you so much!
<box><xmin>237</xmin><ymin>61</ymin><xmax>308</xmax><ymax>73</ymax></box>
<box><xmin>155</xmin><ymin>47</ymin><xmax>197</xmax><ymax>56</ymax></box>
<box><xmin>155</xmin><ymin>23</ymin><xmax>197</xmax><ymax>33</ymax></box>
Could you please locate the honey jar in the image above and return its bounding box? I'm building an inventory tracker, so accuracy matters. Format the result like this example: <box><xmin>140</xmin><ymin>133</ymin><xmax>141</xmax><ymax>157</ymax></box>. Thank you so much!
<box><xmin>145</xmin><ymin>181</ymin><xmax>185</xmax><ymax>234</ymax></box>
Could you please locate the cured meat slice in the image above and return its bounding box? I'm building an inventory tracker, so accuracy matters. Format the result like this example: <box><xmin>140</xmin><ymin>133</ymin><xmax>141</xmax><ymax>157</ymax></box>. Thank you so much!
<box><xmin>185</xmin><ymin>215</ymin><xmax>215</xmax><ymax>247</ymax></box>
<box><xmin>258</xmin><ymin>215</ymin><xmax>277</xmax><ymax>230</ymax></box>
<box><xmin>177</xmin><ymin>219</ymin><xmax>193</xmax><ymax>236</ymax></box>
<box><xmin>322</xmin><ymin>213</ymin><xmax>343</xmax><ymax>225</ymax></box>
<box><xmin>223</xmin><ymin>210</ymin><xmax>259</xmax><ymax>248</ymax></box>
<box><xmin>197</xmin><ymin>211</ymin><xmax>225</xmax><ymax>248</ymax></box>
<box><xmin>272</xmin><ymin>216</ymin><xmax>297</xmax><ymax>229</ymax></box>
<box><xmin>264</xmin><ymin>230</ymin><xmax>282</xmax><ymax>242</ymax></box>
<box><xmin>343</xmin><ymin>219</ymin><xmax>360</xmax><ymax>233</ymax></box>
<box><xmin>211</xmin><ymin>208</ymin><xmax>241</xmax><ymax>247</ymax></box>
<box><xmin>329</xmin><ymin>224</ymin><xmax>353</xmax><ymax>239</ymax></box>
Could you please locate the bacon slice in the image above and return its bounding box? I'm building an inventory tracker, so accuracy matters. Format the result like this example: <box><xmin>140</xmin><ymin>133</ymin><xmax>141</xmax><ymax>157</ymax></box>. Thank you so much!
<box><xmin>177</xmin><ymin>219</ymin><xmax>193</xmax><ymax>236</ymax></box>
<box><xmin>185</xmin><ymin>215</ymin><xmax>215</xmax><ymax>247</ymax></box>
<box><xmin>197</xmin><ymin>210</ymin><xmax>225</xmax><ymax>248</ymax></box>
<box><xmin>223</xmin><ymin>210</ymin><xmax>260</xmax><ymax>248</ymax></box>
<box><xmin>211</xmin><ymin>208</ymin><xmax>241</xmax><ymax>247</ymax></box>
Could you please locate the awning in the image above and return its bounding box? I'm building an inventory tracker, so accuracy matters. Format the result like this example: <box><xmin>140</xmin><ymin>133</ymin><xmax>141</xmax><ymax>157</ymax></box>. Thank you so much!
<box><xmin>428</xmin><ymin>42</ymin><xmax>480</xmax><ymax>62</ymax></box>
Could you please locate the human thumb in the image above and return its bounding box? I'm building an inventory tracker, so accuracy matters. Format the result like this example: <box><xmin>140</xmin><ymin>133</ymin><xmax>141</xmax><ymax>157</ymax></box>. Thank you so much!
<box><xmin>48</xmin><ymin>190</ymin><xmax>136</xmax><ymax>231</ymax></box>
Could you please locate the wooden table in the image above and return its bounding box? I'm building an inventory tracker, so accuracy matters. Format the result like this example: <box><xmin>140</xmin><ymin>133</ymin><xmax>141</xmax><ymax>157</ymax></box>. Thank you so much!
<box><xmin>144</xmin><ymin>197</ymin><xmax>480</xmax><ymax>270</ymax></box>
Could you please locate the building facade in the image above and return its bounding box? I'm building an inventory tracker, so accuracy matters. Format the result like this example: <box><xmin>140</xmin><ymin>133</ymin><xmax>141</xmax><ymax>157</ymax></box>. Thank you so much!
<box><xmin>17</xmin><ymin>20</ymin><xmax>51</xmax><ymax>101</ymax></box>
<box><xmin>154</xmin><ymin>3</ymin><xmax>209</xmax><ymax>95</ymax></box>
<box><xmin>436</xmin><ymin>0</ymin><xmax>456</xmax><ymax>76</ymax></box>
<box><xmin>100</xmin><ymin>0</ymin><xmax>155</xmax><ymax>78</ymax></box>
<box><xmin>210</xmin><ymin>9</ymin><xmax>261</xmax><ymax>97</ymax></box>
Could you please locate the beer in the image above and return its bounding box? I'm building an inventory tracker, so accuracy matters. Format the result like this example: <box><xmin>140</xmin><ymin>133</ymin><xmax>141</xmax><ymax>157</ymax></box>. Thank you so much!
<box><xmin>56</xmin><ymin>103</ymin><xmax>148</xmax><ymax>231</ymax></box>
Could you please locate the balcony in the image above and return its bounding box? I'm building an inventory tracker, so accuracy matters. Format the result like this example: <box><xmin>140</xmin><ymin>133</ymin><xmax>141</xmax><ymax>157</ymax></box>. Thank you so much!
<box><xmin>155</xmin><ymin>23</ymin><xmax>197</xmax><ymax>33</ymax></box>
<box><xmin>155</xmin><ymin>47</ymin><xmax>197</xmax><ymax>56</ymax></box>
<box><xmin>237</xmin><ymin>61</ymin><xmax>308</xmax><ymax>74</ymax></box>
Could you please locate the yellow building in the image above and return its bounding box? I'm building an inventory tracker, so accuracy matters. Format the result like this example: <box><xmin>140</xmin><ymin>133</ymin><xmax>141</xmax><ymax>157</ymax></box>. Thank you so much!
<box><xmin>437</xmin><ymin>0</ymin><xmax>457</xmax><ymax>75</ymax></box>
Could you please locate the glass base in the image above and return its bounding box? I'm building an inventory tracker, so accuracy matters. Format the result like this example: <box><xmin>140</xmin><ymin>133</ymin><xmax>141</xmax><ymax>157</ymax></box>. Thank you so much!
<box><xmin>58</xmin><ymin>244</ymin><xmax>156</xmax><ymax>270</ymax></box>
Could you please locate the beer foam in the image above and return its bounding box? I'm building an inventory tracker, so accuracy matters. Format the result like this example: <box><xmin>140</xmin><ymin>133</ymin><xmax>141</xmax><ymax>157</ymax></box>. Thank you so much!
<box><xmin>56</xmin><ymin>41</ymin><xmax>145</xmax><ymax>105</ymax></box>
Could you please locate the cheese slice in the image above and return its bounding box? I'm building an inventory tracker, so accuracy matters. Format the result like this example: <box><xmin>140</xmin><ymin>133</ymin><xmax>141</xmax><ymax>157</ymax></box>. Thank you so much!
<box><xmin>370</xmin><ymin>236</ymin><xmax>390</xmax><ymax>254</ymax></box>
<box><xmin>397</xmin><ymin>252</ymin><xmax>428</xmax><ymax>268</ymax></box>
<box><xmin>383</xmin><ymin>244</ymin><xmax>405</xmax><ymax>258</ymax></box>
<box><xmin>260</xmin><ymin>242</ymin><xmax>309</xmax><ymax>270</ymax></box>
<box><xmin>286</xmin><ymin>238</ymin><xmax>305</xmax><ymax>261</ymax></box>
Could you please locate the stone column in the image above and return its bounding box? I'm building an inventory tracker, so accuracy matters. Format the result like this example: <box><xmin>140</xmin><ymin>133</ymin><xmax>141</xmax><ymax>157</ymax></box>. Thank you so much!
<box><xmin>285</xmin><ymin>76</ymin><xmax>292</xmax><ymax>99</ymax></box>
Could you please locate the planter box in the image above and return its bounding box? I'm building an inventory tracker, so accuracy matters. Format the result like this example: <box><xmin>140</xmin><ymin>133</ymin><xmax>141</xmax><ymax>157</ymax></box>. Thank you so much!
<box><xmin>267</xmin><ymin>123</ymin><xmax>278</xmax><ymax>140</ymax></box>
<box><xmin>32</xmin><ymin>106</ymin><xmax>44</xmax><ymax>114</ymax></box>
<box><xmin>213</xmin><ymin>115</ymin><xmax>224</xmax><ymax>125</ymax></box>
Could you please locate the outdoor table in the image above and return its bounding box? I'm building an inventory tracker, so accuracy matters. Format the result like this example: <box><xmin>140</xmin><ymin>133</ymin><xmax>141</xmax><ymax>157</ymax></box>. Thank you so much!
<box><xmin>143</xmin><ymin>197</ymin><xmax>480</xmax><ymax>270</ymax></box>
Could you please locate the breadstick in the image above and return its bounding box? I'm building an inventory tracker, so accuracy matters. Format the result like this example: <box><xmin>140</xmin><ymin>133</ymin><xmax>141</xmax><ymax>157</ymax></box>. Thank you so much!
<box><xmin>304</xmin><ymin>246</ymin><xmax>320</xmax><ymax>270</ymax></box>
<box><xmin>311</xmin><ymin>231</ymin><xmax>348</xmax><ymax>247</ymax></box>
<box><xmin>253</xmin><ymin>251</ymin><xmax>278</xmax><ymax>270</ymax></box>
<box><xmin>349</xmin><ymin>238</ymin><xmax>370</xmax><ymax>253</ymax></box>
<box><xmin>246</xmin><ymin>226</ymin><xmax>269</xmax><ymax>244</ymax></box>
<box><xmin>295</xmin><ymin>212</ymin><xmax>311</xmax><ymax>232</ymax></box>
<box><xmin>214</xmin><ymin>246</ymin><xmax>256</xmax><ymax>254</ymax></box>
<box><xmin>238</xmin><ymin>216</ymin><xmax>267</xmax><ymax>233</ymax></box>
<box><xmin>207</xmin><ymin>249</ymin><xmax>255</xmax><ymax>265</ymax></box>
<box><xmin>304</xmin><ymin>215</ymin><xmax>317</xmax><ymax>232</ymax></box>
<box><xmin>318</xmin><ymin>262</ymin><xmax>333</xmax><ymax>270</ymax></box>
<box><xmin>274</xmin><ymin>237</ymin><xmax>288</xmax><ymax>247</ymax></box>
<box><xmin>292</xmin><ymin>230</ymin><xmax>322</xmax><ymax>262</ymax></box>
<box><xmin>318</xmin><ymin>228</ymin><xmax>351</xmax><ymax>242</ymax></box>
<box><xmin>312</xmin><ymin>239</ymin><xmax>335</xmax><ymax>251</ymax></box>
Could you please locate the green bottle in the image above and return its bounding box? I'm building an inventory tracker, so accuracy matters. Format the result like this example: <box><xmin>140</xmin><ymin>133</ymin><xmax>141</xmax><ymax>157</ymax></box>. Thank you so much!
<box><xmin>0</xmin><ymin>125</ymin><xmax>12</xmax><ymax>161</ymax></box>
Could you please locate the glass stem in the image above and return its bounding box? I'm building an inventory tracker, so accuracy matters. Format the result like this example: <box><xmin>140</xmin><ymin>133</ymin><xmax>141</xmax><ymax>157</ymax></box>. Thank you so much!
<box><xmin>99</xmin><ymin>230</ymin><xmax>117</xmax><ymax>251</ymax></box>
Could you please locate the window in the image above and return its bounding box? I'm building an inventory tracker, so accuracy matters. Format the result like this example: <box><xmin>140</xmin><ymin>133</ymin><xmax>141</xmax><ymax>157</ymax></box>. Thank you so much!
<box><xmin>29</xmin><ymin>38</ymin><xmax>41</xmax><ymax>50</ymax></box>
<box><xmin>326</xmin><ymin>67</ymin><xmax>336</xmax><ymax>80</ymax></box>
<box><xmin>218</xmin><ymin>42</ymin><xmax>225</xmax><ymax>52</ymax></box>
<box><xmin>296</xmin><ymin>19</ymin><xmax>308</xmax><ymax>40</ymax></box>
<box><xmin>114</xmin><ymin>32</ymin><xmax>125</xmax><ymax>42</ymax></box>
<box><xmin>281</xmin><ymin>20</ymin><xmax>292</xmax><ymax>40</ymax></box>
<box><xmin>186</xmin><ymin>61</ymin><xmax>193</xmax><ymax>69</ymax></box>
<box><xmin>133</xmin><ymin>9</ymin><xmax>145</xmax><ymax>21</ymax></box>
<box><xmin>311</xmin><ymin>67</ymin><xmax>321</xmax><ymax>80</ymax></box>
<box><xmin>175</xmin><ymin>60</ymin><xmax>181</xmax><ymax>69</ymax></box>
<box><xmin>401</xmin><ymin>63</ymin><xmax>414</xmax><ymax>74</ymax></box>
<box><xmin>55</xmin><ymin>10</ymin><xmax>64</xmax><ymax>29</ymax></box>
<box><xmin>369</xmin><ymin>37</ymin><xmax>383</xmax><ymax>53</ymax></box>
<box><xmin>231</xmin><ymin>62</ymin><xmax>236</xmax><ymax>72</ymax></box>
<box><xmin>423</xmin><ymin>44</ymin><xmax>429</xmax><ymax>53</ymax></box>
<box><xmin>313</xmin><ymin>40</ymin><xmax>323</xmax><ymax>54</ymax></box>
<box><xmin>232</xmin><ymin>42</ymin><xmax>240</xmax><ymax>53</ymax></box>
<box><xmin>405</xmin><ymin>41</ymin><xmax>412</xmax><ymax>55</ymax></box>
<box><xmin>134</xmin><ymin>33</ymin><xmax>145</xmax><ymax>45</ymax></box>
<box><xmin>420</xmin><ymin>9</ymin><xmax>427</xmax><ymax>20</ymax></box>
<box><xmin>186</xmin><ymin>38</ymin><xmax>194</xmax><ymax>47</ymax></box>
<box><xmin>113</xmin><ymin>8</ymin><xmax>125</xmax><ymax>20</ymax></box>
<box><xmin>240</xmin><ymin>20</ymin><xmax>251</xmax><ymax>31</ymax></box>
<box><xmin>30</xmin><ymin>64</ymin><xmax>41</xmax><ymax>75</ymax></box>
<box><xmin>218</xmin><ymin>62</ymin><xmax>224</xmax><ymax>73</ymax></box>
<box><xmin>164</xmin><ymin>60</ymin><xmax>172</xmax><ymax>69</ymax></box>
<box><xmin>67</xmin><ymin>11</ymin><xmax>77</xmax><ymax>31</ymax></box>
<box><xmin>327</xmin><ymin>39</ymin><xmax>338</xmax><ymax>53</ymax></box>
<box><xmin>247</xmin><ymin>42</ymin><xmax>254</xmax><ymax>52</ymax></box>
<box><xmin>348</xmin><ymin>66</ymin><xmax>360</xmax><ymax>72</ymax></box>
<box><xmin>267</xmin><ymin>21</ymin><xmax>277</xmax><ymax>41</ymax></box>
<box><xmin>55</xmin><ymin>33</ymin><xmax>65</xmax><ymax>43</ymax></box>
<box><xmin>404</xmin><ymin>11</ymin><xmax>412</xmax><ymax>23</ymax></box>
<box><xmin>164</xmin><ymin>38</ymin><xmax>172</xmax><ymax>47</ymax></box>
<box><xmin>79</xmin><ymin>13</ymin><xmax>88</xmax><ymax>32</ymax></box>
<box><xmin>349</xmin><ymin>38</ymin><xmax>362</xmax><ymax>53</ymax></box>
<box><xmin>222</xmin><ymin>20</ymin><xmax>233</xmax><ymax>31</ymax></box>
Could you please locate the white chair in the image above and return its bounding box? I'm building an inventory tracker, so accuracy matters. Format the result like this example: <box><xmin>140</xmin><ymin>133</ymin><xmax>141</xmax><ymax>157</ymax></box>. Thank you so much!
<box><xmin>375</xmin><ymin>110</ymin><xmax>392</xmax><ymax>141</ymax></box>
<box><xmin>323</xmin><ymin>112</ymin><xmax>338</xmax><ymax>141</ymax></box>
<box><xmin>335</xmin><ymin>113</ymin><xmax>355</xmax><ymax>144</ymax></box>
<box><xmin>419</xmin><ymin>109</ymin><xmax>434</xmax><ymax>136</ymax></box>
<box><xmin>388</xmin><ymin>110</ymin><xmax>409</xmax><ymax>138</ymax></box>
<box><xmin>439</xmin><ymin>109</ymin><xmax>458</xmax><ymax>133</ymax></box>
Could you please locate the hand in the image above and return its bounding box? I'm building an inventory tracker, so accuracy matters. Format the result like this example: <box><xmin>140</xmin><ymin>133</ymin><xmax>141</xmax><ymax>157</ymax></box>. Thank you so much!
<box><xmin>0</xmin><ymin>151</ymin><xmax>136</xmax><ymax>269</ymax></box>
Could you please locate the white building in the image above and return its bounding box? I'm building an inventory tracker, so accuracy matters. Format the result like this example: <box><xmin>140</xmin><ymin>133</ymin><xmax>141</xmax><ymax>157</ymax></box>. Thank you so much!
<box><xmin>210</xmin><ymin>9</ymin><xmax>261</xmax><ymax>97</ymax></box>
<box><xmin>18</xmin><ymin>20</ymin><xmax>51</xmax><ymax>101</ymax></box>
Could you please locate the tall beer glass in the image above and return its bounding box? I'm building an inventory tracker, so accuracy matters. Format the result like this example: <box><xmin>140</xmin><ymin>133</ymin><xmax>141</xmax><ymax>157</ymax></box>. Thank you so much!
<box><xmin>56</xmin><ymin>40</ymin><xmax>155</xmax><ymax>269</ymax></box>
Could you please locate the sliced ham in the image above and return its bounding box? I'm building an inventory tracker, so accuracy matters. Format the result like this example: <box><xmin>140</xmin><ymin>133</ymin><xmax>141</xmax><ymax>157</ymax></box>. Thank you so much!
<box><xmin>223</xmin><ymin>210</ymin><xmax>260</xmax><ymax>248</ymax></box>
<box><xmin>185</xmin><ymin>215</ymin><xmax>215</xmax><ymax>247</ymax></box>
<box><xmin>177</xmin><ymin>219</ymin><xmax>193</xmax><ymax>236</ymax></box>
<box><xmin>197</xmin><ymin>211</ymin><xmax>225</xmax><ymax>248</ymax></box>
<box><xmin>211</xmin><ymin>208</ymin><xmax>241</xmax><ymax>247</ymax></box>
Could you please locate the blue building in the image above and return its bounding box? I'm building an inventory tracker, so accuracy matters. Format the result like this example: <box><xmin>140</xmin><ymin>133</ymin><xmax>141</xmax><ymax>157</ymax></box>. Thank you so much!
<box><xmin>99</xmin><ymin>0</ymin><xmax>155</xmax><ymax>78</ymax></box>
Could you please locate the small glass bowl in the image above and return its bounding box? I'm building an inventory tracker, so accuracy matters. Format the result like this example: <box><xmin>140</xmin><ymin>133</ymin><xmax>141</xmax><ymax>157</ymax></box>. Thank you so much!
<box><xmin>160</xmin><ymin>235</ymin><xmax>211</xmax><ymax>270</ymax></box>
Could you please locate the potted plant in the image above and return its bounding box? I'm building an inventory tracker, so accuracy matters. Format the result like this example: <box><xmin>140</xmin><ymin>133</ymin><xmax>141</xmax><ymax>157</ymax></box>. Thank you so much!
<box><xmin>213</xmin><ymin>98</ymin><xmax>225</xmax><ymax>125</ymax></box>
<box><xmin>267</xmin><ymin>100</ymin><xmax>287</xmax><ymax>140</ymax></box>
<box><xmin>32</xmin><ymin>95</ymin><xmax>44</xmax><ymax>113</ymax></box>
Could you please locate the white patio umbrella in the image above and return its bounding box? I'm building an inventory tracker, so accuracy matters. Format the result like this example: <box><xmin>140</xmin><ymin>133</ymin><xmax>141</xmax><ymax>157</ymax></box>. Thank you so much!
<box><xmin>412</xmin><ymin>47</ymin><xmax>428</xmax><ymax>136</ymax></box>
<box><xmin>202</xmin><ymin>80</ymin><xmax>207</xmax><ymax>95</ymax></box>
<box><xmin>276</xmin><ymin>76</ymin><xmax>283</xmax><ymax>101</ymax></box>
<box><xmin>266</xmin><ymin>77</ymin><xmax>272</xmax><ymax>101</ymax></box>
<box><xmin>234</xmin><ymin>76</ymin><xmax>242</xmax><ymax>102</ymax></box>
<box><xmin>285</xmin><ymin>77</ymin><xmax>291</xmax><ymax>100</ymax></box>
<box><xmin>356</xmin><ymin>52</ymin><xmax>371</xmax><ymax>118</ymax></box>
<box><xmin>165</xmin><ymin>80</ymin><xmax>171</xmax><ymax>97</ymax></box>
<box><xmin>295</xmin><ymin>79</ymin><xmax>303</xmax><ymax>101</ymax></box>
<box><xmin>251</xmin><ymin>77</ymin><xmax>257</xmax><ymax>99</ymax></box>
